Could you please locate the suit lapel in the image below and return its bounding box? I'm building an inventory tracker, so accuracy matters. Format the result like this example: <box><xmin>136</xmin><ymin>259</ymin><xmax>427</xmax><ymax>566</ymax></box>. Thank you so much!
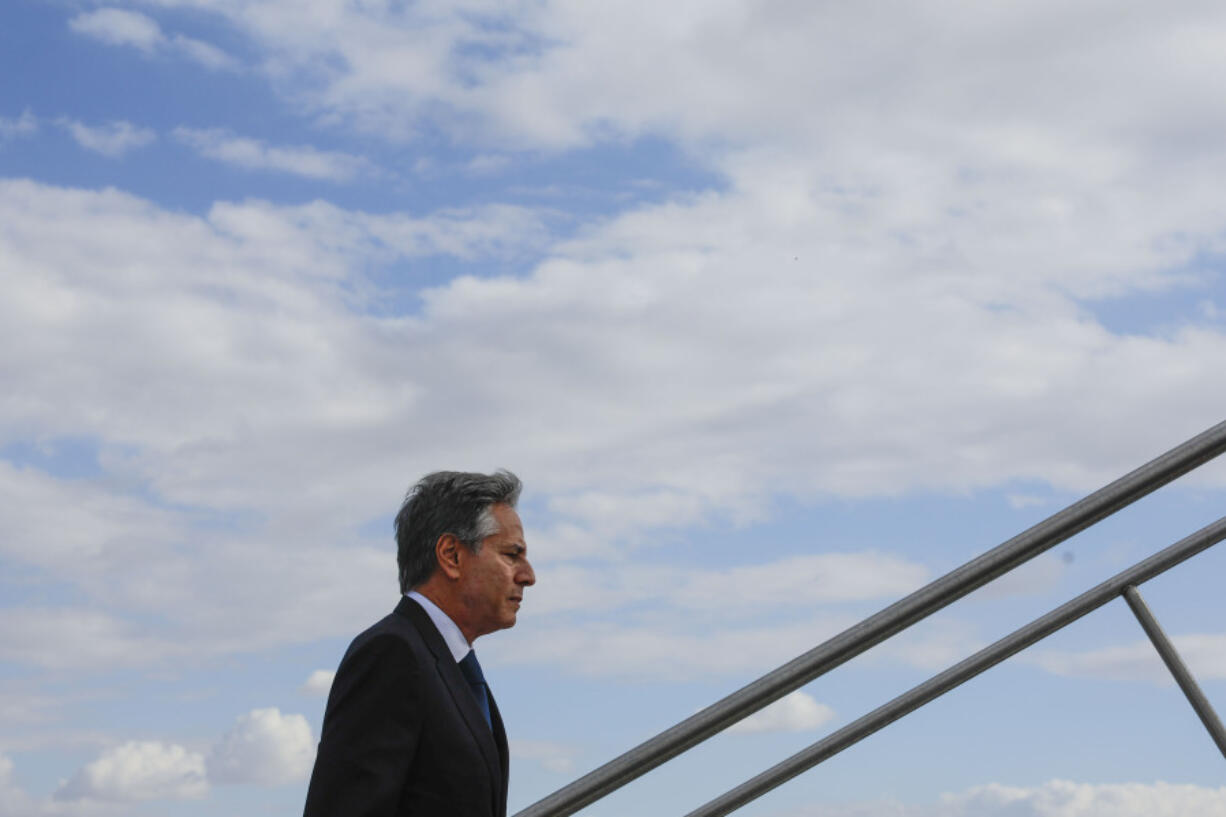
<box><xmin>395</xmin><ymin>597</ymin><xmax>504</xmax><ymax>808</ymax></box>
<box><xmin>435</xmin><ymin>654</ymin><xmax>504</xmax><ymax>809</ymax></box>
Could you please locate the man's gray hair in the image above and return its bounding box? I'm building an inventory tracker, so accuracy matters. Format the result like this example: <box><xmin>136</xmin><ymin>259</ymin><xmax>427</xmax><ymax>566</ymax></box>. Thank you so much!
<box><xmin>395</xmin><ymin>469</ymin><xmax>522</xmax><ymax>592</ymax></box>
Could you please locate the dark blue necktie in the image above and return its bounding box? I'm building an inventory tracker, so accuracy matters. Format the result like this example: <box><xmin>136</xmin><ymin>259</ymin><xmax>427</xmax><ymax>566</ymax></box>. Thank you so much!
<box><xmin>458</xmin><ymin>650</ymin><xmax>492</xmax><ymax>729</ymax></box>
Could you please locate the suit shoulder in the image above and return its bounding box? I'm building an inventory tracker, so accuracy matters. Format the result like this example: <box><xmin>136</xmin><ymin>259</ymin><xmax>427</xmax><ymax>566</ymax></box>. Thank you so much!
<box><xmin>355</xmin><ymin>608</ymin><xmax>423</xmax><ymax>644</ymax></box>
<box><xmin>335</xmin><ymin>606</ymin><xmax>432</xmax><ymax>676</ymax></box>
<box><xmin>323</xmin><ymin>616</ymin><xmax>430</xmax><ymax>725</ymax></box>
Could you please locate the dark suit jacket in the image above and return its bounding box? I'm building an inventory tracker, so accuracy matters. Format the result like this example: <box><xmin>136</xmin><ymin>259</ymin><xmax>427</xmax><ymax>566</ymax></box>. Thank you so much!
<box><xmin>303</xmin><ymin>596</ymin><xmax>509</xmax><ymax>817</ymax></box>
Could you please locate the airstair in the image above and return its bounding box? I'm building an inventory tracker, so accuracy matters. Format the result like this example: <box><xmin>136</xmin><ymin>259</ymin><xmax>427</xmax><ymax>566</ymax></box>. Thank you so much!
<box><xmin>515</xmin><ymin>419</ymin><xmax>1226</xmax><ymax>817</ymax></box>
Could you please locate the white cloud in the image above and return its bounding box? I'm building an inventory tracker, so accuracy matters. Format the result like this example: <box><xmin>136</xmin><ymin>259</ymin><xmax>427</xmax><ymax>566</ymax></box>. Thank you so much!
<box><xmin>171</xmin><ymin>35</ymin><xmax>240</xmax><ymax>71</ymax></box>
<box><xmin>0</xmin><ymin>607</ymin><xmax>181</xmax><ymax>671</ymax></box>
<box><xmin>27</xmin><ymin>711</ymin><xmax>312</xmax><ymax>808</ymax></box>
<box><xmin>206</xmin><ymin>708</ymin><xmax>314</xmax><ymax>786</ymax></box>
<box><xmin>110</xmin><ymin>1</ymin><xmax>1226</xmax><ymax>169</ymax></box>
<box><xmin>867</xmin><ymin>617</ymin><xmax>986</xmax><ymax>672</ymax></box>
<box><xmin>465</xmin><ymin>154</ymin><xmax>511</xmax><ymax>175</ymax></box>
<box><xmin>173</xmin><ymin>127</ymin><xmax>375</xmax><ymax>181</ymax></box>
<box><xmin>0</xmin><ymin>460</ymin><xmax>178</xmax><ymax>573</ymax></box>
<box><xmin>491</xmin><ymin>607</ymin><xmax>983</xmax><ymax>681</ymax></box>
<box><xmin>0</xmin><ymin>178</ymin><xmax>543</xmax><ymax>507</ymax></box>
<box><xmin>543</xmin><ymin>489</ymin><xmax>740</xmax><ymax>549</ymax></box>
<box><xmin>936</xmin><ymin>780</ymin><xmax>1226</xmax><ymax>817</ymax></box>
<box><xmin>2</xmin><ymin>173</ymin><xmax>1225</xmax><ymax>676</ymax></box>
<box><xmin>20</xmin><ymin>1</ymin><xmax>1226</xmax><ymax>524</ymax></box>
<box><xmin>787</xmin><ymin>779</ymin><xmax>1226</xmax><ymax>817</ymax></box>
<box><xmin>1029</xmin><ymin>633</ymin><xmax>1226</xmax><ymax>684</ymax></box>
<box><xmin>1007</xmin><ymin>493</ymin><xmax>1049</xmax><ymax>509</ymax></box>
<box><xmin>55</xmin><ymin>741</ymin><xmax>207</xmax><ymax>802</ymax></box>
<box><xmin>727</xmin><ymin>691</ymin><xmax>834</xmax><ymax>734</ymax></box>
<box><xmin>300</xmin><ymin>670</ymin><xmax>335</xmax><ymax>697</ymax></box>
<box><xmin>0</xmin><ymin>688</ymin><xmax>72</xmax><ymax>730</ymax></box>
<box><xmin>524</xmin><ymin>552</ymin><xmax>928</xmax><ymax>616</ymax></box>
<box><xmin>511</xmin><ymin>740</ymin><xmax>578</xmax><ymax>774</ymax></box>
<box><xmin>488</xmin><ymin>615</ymin><xmax>858</xmax><ymax>681</ymax></box>
<box><xmin>0</xmin><ymin>110</ymin><xmax>37</xmax><ymax>142</ymax></box>
<box><xmin>59</xmin><ymin>119</ymin><xmax>156</xmax><ymax>158</ymax></box>
<box><xmin>968</xmin><ymin>553</ymin><xmax>1065</xmax><ymax>600</ymax></box>
<box><xmin>676</xmin><ymin>553</ymin><xmax>929</xmax><ymax>609</ymax></box>
<box><xmin>106</xmin><ymin>3</ymin><xmax>1226</xmax><ymax>402</ymax></box>
<box><xmin>68</xmin><ymin>8</ymin><xmax>237</xmax><ymax>70</ymax></box>
<box><xmin>69</xmin><ymin>8</ymin><xmax>163</xmax><ymax>53</ymax></box>
<box><xmin>0</xmin><ymin>755</ymin><xmax>38</xmax><ymax>817</ymax></box>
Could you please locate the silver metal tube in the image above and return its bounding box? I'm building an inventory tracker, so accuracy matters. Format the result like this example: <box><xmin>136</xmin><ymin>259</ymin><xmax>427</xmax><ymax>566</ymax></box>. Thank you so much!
<box><xmin>683</xmin><ymin>516</ymin><xmax>1226</xmax><ymax>817</ymax></box>
<box><xmin>1122</xmin><ymin>585</ymin><xmax>1226</xmax><ymax>759</ymax></box>
<box><xmin>514</xmin><ymin>419</ymin><xmax>1226</xmax><ymax>817</ymax></box>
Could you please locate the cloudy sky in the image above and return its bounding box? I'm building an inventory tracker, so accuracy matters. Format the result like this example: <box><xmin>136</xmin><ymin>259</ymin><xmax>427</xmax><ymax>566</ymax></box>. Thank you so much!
<box><xmin>3</xmin><ymin>1</ymin><xmax>1226</xmax><ymax>815</ymax></box>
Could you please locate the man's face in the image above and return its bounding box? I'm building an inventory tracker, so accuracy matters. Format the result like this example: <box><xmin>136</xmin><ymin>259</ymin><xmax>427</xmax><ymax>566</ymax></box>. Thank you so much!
<box><xmin>456</xmin><ymin>503</ymin><xmax>535</xmax><ymax>641</ymax></box>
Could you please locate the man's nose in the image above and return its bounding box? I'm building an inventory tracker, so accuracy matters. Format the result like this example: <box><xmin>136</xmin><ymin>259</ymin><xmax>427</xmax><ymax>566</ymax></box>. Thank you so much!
<box><xmin>519</xmin><ymin>559</ymin><xmax>536</xmax><ymax>586</ymax></box>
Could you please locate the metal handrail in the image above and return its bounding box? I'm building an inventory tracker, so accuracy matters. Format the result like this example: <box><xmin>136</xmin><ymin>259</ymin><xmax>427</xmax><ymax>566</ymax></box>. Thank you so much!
<box><xmin>685</xmin><ymin>516</ymin><xmax>1226</xmax><ymax>817</ymax></box>
<box><xmin>515</xmin><ymin>419</ymin><xmax>1226</xmax><ymax>817</ymax></box>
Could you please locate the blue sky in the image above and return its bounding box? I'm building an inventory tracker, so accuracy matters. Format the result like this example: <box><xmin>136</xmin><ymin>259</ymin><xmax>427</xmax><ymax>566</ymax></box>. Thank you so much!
<box><xmin>2</xmin><ymin>1</ymin><xmax>1226</xmax><ymax>816</ymax></box>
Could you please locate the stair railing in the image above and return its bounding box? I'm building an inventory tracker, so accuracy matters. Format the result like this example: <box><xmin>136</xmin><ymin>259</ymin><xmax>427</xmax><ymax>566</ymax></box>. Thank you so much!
<box><xmin>515</xmin><ymin>419</ymin><xmax>1226</xmax><ymax>817</ymax></box>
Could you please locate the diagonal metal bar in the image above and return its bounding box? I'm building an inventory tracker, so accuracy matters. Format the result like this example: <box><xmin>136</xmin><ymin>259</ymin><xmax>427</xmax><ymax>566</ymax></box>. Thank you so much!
<box><xmin>683</xmin><ymin>515</ymin><xmax>1226</xmax><ymax>817</ymax></box>
<box><xmin>514</xmin><ymin>419</ymin><xmax>1226</xmax><ymax>817</ymax></box>
<box><xmin>1122</xmin><ymin>585</ymin><xmax>1226</xmax><ymax>759</ymax></box>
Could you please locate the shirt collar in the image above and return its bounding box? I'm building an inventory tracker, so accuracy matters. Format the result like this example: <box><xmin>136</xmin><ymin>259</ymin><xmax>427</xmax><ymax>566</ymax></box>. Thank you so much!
<box><xmin>406</xmin><ymin>590</ymin><xmax>471</xmax><ymax>662</ymax></box>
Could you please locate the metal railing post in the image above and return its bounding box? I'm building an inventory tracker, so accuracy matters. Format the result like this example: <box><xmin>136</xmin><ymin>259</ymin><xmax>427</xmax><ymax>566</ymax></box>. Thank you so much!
<box><xmin>1122</xmin><ymin>585</ymin><xmax>1226</xmax><ymax>759</ymax></box>
<box><xmin>514</xmin><ymin>420</ymin><xmax>1226</xmax><ymax>817</ymax></box>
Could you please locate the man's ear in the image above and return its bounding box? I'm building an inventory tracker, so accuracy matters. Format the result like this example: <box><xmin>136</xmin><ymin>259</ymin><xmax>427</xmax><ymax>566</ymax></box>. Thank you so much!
<box><xmin>435</xmin><ymin>533</ymin><xmax>464</xmax><ymax>581</ymax></box>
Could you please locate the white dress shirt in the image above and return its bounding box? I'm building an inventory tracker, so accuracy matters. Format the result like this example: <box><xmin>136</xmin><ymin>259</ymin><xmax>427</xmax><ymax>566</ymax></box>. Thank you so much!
<box><xmin>406</xmin><ymin>590</ymin><xmax>471</xmax><ymax>662</ymax></box>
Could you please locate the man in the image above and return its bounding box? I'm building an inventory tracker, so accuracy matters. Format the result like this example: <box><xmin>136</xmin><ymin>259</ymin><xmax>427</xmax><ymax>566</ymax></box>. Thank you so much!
<box><xmin>304</xmin><ymin>470</ymin><xmax>535</xmax><ymax>817</ymax></box>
